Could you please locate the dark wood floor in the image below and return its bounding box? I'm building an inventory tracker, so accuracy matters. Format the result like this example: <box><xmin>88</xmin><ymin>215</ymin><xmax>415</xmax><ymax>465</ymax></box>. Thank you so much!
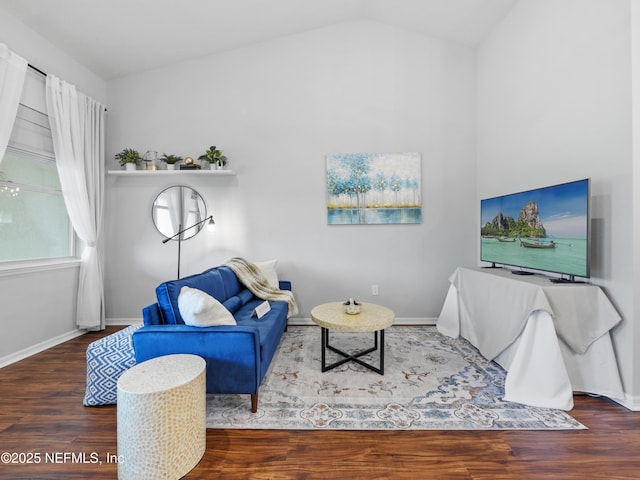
<box><xmin>1</xmin><ymin>327</ymin><xmax>639</xmax><ymax>479</ymax></box>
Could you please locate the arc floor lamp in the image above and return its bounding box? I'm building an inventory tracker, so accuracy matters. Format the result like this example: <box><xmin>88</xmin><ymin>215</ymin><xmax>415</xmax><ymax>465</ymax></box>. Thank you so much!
<box><xmin>162</xmin><ymin>215</ymin><xmax>215</xmax><ymax>279</ymax></box>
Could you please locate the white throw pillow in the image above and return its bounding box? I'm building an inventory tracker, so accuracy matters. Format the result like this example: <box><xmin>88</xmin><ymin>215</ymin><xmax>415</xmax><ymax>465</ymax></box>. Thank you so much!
<box><xmin>254</xmin><ymin>259</ymin><xmax>279</xmax><ymax>289</ymax></box>
<box><xmin>178</xmin><ymin>286</ymin><xmax>236</xmax><ymax>327</ymax></box>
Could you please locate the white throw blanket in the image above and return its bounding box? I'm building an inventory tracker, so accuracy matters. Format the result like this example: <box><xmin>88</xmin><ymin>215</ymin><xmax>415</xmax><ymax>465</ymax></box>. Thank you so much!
<box><xmin>225</xmin><ymin>257</ymin><xmax>298</xmax><ymax>318</ymax></box>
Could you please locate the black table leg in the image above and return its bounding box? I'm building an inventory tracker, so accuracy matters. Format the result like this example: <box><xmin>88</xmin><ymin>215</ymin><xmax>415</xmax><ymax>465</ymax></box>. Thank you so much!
<box><xmin>320</xmin><ymin>328</ymin><xmax>385</xmax><ymax>375</ymax></box>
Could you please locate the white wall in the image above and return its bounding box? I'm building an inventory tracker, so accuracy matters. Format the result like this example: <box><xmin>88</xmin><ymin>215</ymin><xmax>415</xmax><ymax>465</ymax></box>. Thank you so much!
<box><xmin>0</xmin><ymin>264</ymin><xmax>79</xmax><ymax>366</ymax></box>
<box><xmin>0</xmin><ymin>8</ymin><xmax>106</xmax><ymax>105</ymax></box>
<box><xmin>105</xmin><ymin>19</ymin><xmax>477</xmax><ymax>322</ymax></box>
<box><xmin>631</xmin><ymin>0</ymin><xmax>640</xmax><ymax>407</ymax></box>
<box><xmin>0</xmin><ymin>7</ymin><xmax>108</xmax><ymax>363</ymax></box>
<box><xmin>477</xmin><ymin>0</ymin><xmax>637</xmax><ymax>402</ymax></box>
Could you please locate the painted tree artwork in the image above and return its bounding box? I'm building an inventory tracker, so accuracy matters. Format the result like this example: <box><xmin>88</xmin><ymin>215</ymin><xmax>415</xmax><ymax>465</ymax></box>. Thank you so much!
<box><xmin>326</xmin><ymin>152</ymin><xmax>422</xmax><ymax>225</ymax></box>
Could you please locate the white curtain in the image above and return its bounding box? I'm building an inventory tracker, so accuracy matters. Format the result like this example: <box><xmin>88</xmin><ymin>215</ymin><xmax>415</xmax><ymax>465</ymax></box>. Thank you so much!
<box><xmin>0</xmin><ymin>43</ymin><xmax>27</xmax><ymax>163</ymax></box>
<box><xmin>46</xmin><ymin>75</ymin><xmax>106</xmax><ymax>330</ymax></box>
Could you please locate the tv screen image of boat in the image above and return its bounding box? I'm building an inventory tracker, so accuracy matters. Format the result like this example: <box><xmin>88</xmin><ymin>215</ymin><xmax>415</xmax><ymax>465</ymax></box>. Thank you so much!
<box><xmin>480</xmin><ymin>178</ymin><xmax>590</xmax><ymax>279</ymax></box>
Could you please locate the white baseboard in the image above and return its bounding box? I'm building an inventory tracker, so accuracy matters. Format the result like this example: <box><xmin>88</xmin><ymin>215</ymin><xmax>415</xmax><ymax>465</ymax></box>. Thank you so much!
<box><xmin>106</xmin><ymin>317</ymin><xmax>142</xmax><ymax>326</ymax></box>
<box><xmin>0</xmin><ymin>329</ymin><xmax>86</xmax><ymax>368</ymax></box>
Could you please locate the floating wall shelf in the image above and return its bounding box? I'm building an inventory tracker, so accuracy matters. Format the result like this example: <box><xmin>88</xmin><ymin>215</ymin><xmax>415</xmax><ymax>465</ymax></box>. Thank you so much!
<box><xmin>108</xmin><ymin>169</ymin><xmax>236</xmax><ymax>177</ymax></box>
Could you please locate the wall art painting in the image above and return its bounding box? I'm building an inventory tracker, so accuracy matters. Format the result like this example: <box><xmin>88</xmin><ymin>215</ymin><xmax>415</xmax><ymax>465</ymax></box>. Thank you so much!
<box><xmin>326</xmin><ymin>152</ymin><xmax>422</xmax><ymax>225</ymax></box>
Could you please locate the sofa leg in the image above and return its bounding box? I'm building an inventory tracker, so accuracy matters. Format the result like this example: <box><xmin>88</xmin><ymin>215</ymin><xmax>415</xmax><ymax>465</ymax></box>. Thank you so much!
<box><xmin>251</xmin><ymin>394</ymin><xmax>258</xmax><ymax>413</ymax></box>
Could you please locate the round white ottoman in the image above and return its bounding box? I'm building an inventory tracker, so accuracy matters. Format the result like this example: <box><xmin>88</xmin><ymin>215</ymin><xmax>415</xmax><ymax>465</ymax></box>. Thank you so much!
<box><xmin>117</xmin><ymin>354</ymin><xmax>206</xmax><ymax>480</ymax></box>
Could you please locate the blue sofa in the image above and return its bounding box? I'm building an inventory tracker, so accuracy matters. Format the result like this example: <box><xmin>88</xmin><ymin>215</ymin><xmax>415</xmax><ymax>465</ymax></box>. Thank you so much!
<box><xmin>133</xmin><ymin>265</ymin><xmax>291</xmax><ymax>412</ymax></box>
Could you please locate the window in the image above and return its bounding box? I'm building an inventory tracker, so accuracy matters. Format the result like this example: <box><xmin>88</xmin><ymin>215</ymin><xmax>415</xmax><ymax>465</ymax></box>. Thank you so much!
<box><xmin>0</xmin><ymin>71</ymin><xmax>73</xmax><ymax>262</ymax></box>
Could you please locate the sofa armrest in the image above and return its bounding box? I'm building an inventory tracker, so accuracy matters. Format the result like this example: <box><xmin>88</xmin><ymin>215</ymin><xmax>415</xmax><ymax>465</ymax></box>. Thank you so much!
<box><xmin>142</xmin><ymin>303</ymin><xmax>164</xmax><ymax>325</ymax></box>
<box><xmin>279</xmin><ymin>280</ymin><xmax>292</xmax><ymax>291</ymax></box>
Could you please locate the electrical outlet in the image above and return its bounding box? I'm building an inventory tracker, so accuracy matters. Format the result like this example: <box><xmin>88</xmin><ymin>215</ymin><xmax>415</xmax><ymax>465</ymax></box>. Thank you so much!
<box><xmin>371</xmin><ymin>284</ymin><xmax>379</xmax><ymax>295</ymax></box>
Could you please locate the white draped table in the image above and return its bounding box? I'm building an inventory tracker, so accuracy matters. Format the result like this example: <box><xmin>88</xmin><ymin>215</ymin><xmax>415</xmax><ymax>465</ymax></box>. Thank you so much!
<box><xmin>437</xmin><ymin>267</ymin><xmax>624</xmax><ymax>410</ymax></box>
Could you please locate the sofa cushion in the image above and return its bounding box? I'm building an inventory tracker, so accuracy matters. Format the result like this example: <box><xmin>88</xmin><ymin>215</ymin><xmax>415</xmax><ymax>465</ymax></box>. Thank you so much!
<box><xmin>156</xmin><ymin>268</ymin><xmax>228</xmax><ymax>324</ymax></box>
<box><xmin>223</xmin><ymin>288</ymin><xmax>255</xmax><ymax>315</ymax></box>
<box><xmin>216</xmin><ymin>265</ymin><xmax>243</xmax><ymax>298</ymax></box>
<box><xmin>178</xmin><ymin>286</ymin><xmax>237</xmax><ymax>327</ymax></box>
<box><xmin>234</xmin><ymin>299</ymin><xmax>289</xmax><ymax>381</ymax></box>
<box><xmin>254</xmin><ymin>259</ymin><xmax>279</xmax><ymax>289</ymax></box>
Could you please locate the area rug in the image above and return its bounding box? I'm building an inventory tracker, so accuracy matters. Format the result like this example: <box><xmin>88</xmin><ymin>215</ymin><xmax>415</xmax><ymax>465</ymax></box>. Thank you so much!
<box><xmin>205</xmin><ymin>326</ymin><xmax>585</xmax><ymax>430</ymax></box>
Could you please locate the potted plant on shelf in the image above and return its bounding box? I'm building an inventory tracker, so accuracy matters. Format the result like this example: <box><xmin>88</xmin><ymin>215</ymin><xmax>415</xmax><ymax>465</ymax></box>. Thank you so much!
<box><xmin>115</xmin><ymin>148</ymin><xmax>141</xmax><ymax>171</ymax></box>
<box><xmin>198</xmin><ymin>145</ymin><xmax>228</xmax><ymax>170</ymax></box>
<box><xmin>159</xmin><ymin>153</ymin><xmax>183</xmax><ymax>170</ymax></box>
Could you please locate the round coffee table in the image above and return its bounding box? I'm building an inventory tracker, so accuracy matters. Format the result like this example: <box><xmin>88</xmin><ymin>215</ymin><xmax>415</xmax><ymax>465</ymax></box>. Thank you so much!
<box><xmin>311</xmin><ymin>302</ymin><xmax>394</xmax><ymax>375</ymax></box>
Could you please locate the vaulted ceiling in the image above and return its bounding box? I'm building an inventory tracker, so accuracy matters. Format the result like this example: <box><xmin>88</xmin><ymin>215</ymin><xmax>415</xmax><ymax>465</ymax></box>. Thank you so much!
<box><xmin>0</xmin><ymin>0</ymin><xmax>517</xmax><ymax>80</ymax></box>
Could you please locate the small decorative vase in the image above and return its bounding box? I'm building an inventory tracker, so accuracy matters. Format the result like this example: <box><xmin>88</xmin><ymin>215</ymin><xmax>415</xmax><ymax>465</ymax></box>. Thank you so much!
<box><xmin>215</xmin><ymin>160</ymin><xmax>224</xmax><ymax>170</ymax></box>
<box><xmin>142</xmin><ymin>150</ymin><xmax>158</xmax><ymax>170</ymax></box>
<box><xmin>343</xmin><ymin>298</ymin><xmax>361</xmax><ymax>315</ymax></box>
<box><xmin>166</xmin><ymin>164</ymin><xmax>175</xmax><ymax>170</ymax></box>
<box><xmin>125</xmin><ymin>163</ymin><xmax>136</xmax><ymax>171</ymax></box>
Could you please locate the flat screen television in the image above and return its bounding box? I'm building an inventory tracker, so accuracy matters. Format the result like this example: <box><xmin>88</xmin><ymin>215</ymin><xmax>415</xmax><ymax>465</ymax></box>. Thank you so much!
<box><xmin>480</xmin><ymin>178</ymin><xmax>590</xmax><ymax>281</ymax></box>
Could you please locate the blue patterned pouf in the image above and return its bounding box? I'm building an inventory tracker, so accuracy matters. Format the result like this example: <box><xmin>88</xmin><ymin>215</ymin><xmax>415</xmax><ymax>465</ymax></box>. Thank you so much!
<box><xmin>83</xmin><ymin>324</ymin><xmax>143</xmax><ymax>406</ymax></box>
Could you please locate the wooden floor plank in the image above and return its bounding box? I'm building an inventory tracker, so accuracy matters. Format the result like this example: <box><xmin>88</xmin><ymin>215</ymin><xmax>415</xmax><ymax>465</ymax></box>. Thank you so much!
<box><xmin>0</xmin><ymin>327</ymin><xmax>639</xmax><ymax>479</ymax></box>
